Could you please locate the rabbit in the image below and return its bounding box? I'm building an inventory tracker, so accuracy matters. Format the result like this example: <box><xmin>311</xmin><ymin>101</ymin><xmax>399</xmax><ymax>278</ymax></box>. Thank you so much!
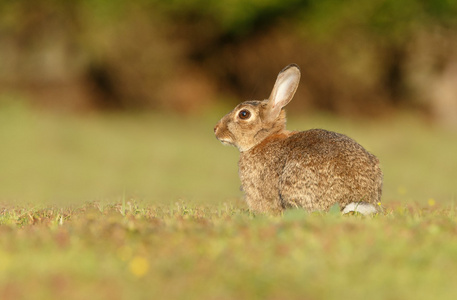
<box><xmin>214</xmin><ymin>64</ymin><xmax>383</xmax><ymax>215</ymax></box>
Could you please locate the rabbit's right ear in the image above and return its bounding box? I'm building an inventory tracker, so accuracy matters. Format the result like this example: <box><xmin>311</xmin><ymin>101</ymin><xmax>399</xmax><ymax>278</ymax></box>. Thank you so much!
<box><xmin>266</xmin><ymin>64</ymin><xmax>301</xmax><ymax>121</ymax></box>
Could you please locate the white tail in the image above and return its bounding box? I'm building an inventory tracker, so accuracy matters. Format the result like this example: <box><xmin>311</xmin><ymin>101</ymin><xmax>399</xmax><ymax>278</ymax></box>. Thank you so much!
<box><xmin>342</xmin><ymin>202</ymin><xmax>379</xmax><ymax>215</ymax></box>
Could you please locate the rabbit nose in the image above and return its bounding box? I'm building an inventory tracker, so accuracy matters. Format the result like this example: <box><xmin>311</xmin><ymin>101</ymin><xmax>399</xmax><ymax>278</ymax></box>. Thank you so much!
<box><xmin>214</xmin><ymin>124</ymin><xmax>219</xmax><ymax>133</ymax></box>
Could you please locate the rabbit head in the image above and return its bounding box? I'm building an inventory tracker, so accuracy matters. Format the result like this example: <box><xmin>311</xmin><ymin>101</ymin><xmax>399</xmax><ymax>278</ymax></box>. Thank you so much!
<box><xmin>214</xmin><ymin>64</ymin><xmax>301</xmax><ymax>152</ymax></box>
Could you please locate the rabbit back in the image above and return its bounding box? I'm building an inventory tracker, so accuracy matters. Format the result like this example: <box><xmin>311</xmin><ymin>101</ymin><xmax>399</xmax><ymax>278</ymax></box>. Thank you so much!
<box><xmin>280</xmin><ymin>129</ymin><xmax>382</xmax><ymax>211</ymax></box>
<box><xmin>239</xmin><ymin>129</ymin><xmax>382</xmax><ymax>213</ymax></box>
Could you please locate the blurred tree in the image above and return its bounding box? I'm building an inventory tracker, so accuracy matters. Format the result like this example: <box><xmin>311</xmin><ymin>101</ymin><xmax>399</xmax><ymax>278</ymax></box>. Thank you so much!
<box><xmin>0</xmin><ymin>0</ymin><xmax>456</xmax><ymax>122</ymax></box>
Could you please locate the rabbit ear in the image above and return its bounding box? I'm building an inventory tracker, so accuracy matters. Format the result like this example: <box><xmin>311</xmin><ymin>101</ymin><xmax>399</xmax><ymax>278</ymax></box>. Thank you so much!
<box><xmin>266</xmin><ymin>64</ymin><xmax>301</xmax><ymax>121</ymax></box>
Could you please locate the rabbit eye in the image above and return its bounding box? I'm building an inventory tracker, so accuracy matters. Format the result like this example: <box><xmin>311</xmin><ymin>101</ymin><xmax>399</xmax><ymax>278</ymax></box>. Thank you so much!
<box><xmin>238</xmin><ymin>109</ymin><xmax>251</xmax><ymax>120</ymax></box>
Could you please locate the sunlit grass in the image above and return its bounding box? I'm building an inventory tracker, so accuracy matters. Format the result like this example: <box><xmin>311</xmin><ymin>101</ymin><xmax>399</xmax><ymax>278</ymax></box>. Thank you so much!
<box><xmin>2</xmin><ymin>99</ymin><xmax>457</xmax><ymax>206</ymax></box>
<box><xmin>0</xmin><ymin>100</ymin><xmax>240</xmax><ymax>204</ymax></box>
<box><xmin>1</xmin><ymin>99</ymin><xmax>457</xmax><ymax>299</ymax></box>
<box><xmin>1</xmin><ymin>201</ymin><xmax>457</xmax><ymax>300</ymax></box>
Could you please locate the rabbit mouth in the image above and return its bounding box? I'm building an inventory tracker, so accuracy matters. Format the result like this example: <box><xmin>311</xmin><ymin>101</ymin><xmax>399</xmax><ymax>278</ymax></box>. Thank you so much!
<box><xmin>219</xmin><ymin>138</ymin><xmax>234</xmax><ymax>146</ymax></box>
<box><xmin>216</xmin><ymin>135</ymin><xmax>235</xmax><ymax>146</ymax></box>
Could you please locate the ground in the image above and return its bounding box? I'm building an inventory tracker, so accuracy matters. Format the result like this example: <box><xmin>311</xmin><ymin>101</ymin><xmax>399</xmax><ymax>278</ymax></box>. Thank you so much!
<box><xmin>1</xmin><ymin>201</ymin><xmax>457</xmax><ymax>300</ymax></box>
<box><xmin>1</xmin><ymin>100</ymin><xmax>457</xmax><ymax>299</ymax></box>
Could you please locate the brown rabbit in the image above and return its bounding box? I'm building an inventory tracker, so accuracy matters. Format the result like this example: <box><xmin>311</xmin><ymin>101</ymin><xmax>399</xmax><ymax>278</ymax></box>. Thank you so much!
<box><xmin>214</xmin><ymin>64</ymin><xmax>383</xmax><ymax>215</ymax></box>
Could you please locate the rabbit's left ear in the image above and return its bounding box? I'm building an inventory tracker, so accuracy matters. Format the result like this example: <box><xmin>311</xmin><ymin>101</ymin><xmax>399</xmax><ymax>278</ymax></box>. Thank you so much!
<box><xmin>266</xmin><ymin>64</ymin><xmax>301</xmax><ymax>121</ymax></box>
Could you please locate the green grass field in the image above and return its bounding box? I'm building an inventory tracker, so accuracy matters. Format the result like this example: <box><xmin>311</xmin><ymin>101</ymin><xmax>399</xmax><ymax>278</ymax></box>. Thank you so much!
<box><xmin>1</xmin><ymin>99</ymin><xmax>457</xmax><ymax>299</ymax></box>
<box><xmin>2</xmin><ymin>202</ymin><xmax>457</xmax><ymax>300</ymax></box>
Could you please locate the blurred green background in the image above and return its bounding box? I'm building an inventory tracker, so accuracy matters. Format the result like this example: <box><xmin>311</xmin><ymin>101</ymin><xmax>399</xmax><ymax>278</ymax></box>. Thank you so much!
<box><xmin>1</xmin><ymin>0</ymin><xmax>457</xmax><ymax>206</ymax></box>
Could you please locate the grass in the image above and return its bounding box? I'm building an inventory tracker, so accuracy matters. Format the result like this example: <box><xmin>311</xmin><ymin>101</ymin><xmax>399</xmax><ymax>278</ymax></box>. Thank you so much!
<box><xmin>1</xmin><ymin>99</ymin><xmax>457</xmax><ymax>299</ymax></box>
<box><xmin>1</xmin><ymin>201</ymin><xmax>457</xmax><ymax>300</ymax></box>
<box><xmin>1</xmin><ymin>99</ymin><xmax>457</xmax><ymax>206</ymax></box>
<box><xmin>0</xmin><ymin>100</ymin><xmax>241</xmax><ymax>204</ymax></box>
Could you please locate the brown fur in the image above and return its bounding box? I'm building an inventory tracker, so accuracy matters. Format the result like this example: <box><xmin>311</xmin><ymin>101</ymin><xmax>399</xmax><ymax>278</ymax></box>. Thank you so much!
<box><xmin>214</xmin><ymin>64</ymin><xmax>383</xmax><ymax>214</ymax></box>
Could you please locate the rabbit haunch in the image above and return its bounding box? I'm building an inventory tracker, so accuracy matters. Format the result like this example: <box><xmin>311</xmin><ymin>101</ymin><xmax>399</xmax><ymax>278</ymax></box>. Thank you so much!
<box><xmin>214</xmin><ymin>64</ymin><xmax>383</xmax><ymax>215</ymax></box>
